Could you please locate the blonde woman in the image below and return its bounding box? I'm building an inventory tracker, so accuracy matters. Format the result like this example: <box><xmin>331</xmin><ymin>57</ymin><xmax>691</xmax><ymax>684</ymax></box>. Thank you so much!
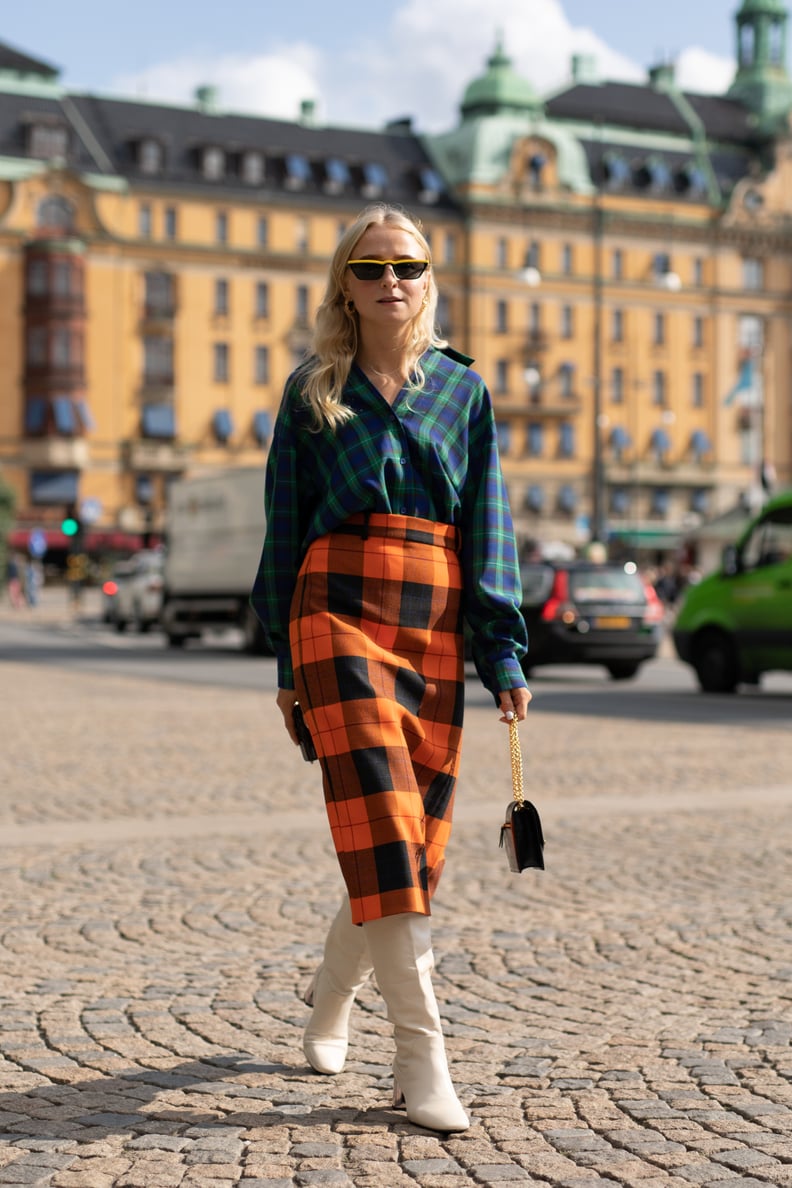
<box><xmin>251</xmin><ymin>203</ymin><xmax>530</xmax><ymax>1132</ymax></box>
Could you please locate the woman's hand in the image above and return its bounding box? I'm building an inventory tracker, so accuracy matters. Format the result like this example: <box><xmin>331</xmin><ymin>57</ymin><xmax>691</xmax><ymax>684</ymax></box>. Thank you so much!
<box><xmin>498</xmin><ymin>686</ymin><xmax>532</xmax><ymax>723</ymax></box>
<box><xmin>276</xmin><ymin>687</ymin><xmax>301</xmax><ymax>746</ymax></box>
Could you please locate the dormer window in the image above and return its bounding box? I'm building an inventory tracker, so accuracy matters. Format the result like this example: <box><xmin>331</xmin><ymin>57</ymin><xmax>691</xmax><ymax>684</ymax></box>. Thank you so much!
<box><xmin>139</xmin><ymin>138</ymin><xmax>164</xmax><ymax>175</ymax></box>
<box><xmin>323</xmin><ymin>157</ymin><xmax>350</xmax><ymax>194</ymax></box>
<box><xmin>202</xmin><ymin>146</ymin><xmax>225</xmax><ymax>180</ymax></box>
<box><xmin>27</xmin><ymin>120</ymin><xmax>68</xmax><ymax>161</ymax></box>
<box><xmin>241</xmin><ymin>150</ymin><xmax>265</xmax><ymax>185</ymax></box>
<box><xmin>636</xmin><ymin>157</ymin><xmax>672</xmax><ymax>193</ymax></box>
<box><xmin>418</xmin><ymin>166</ymin><xmax>443</xmax><ymax>203</ymax></box>
<box><xmin>603</xmin><ymin>152</ymin><xmax>630</xmax><ymax>191</ymax></box>
<box><xmin>284</xmin><ymin>153</ymin><xmax>311</xmax><ymax>190</ymax></box>
<box><xmin>361</xmin><ymin>162</ymin><xmax>388</xmax><ymax>198</ymax></box>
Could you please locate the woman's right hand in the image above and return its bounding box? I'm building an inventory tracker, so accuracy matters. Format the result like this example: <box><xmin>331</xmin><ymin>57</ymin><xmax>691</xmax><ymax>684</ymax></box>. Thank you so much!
<box><xmin>276</xmin><ymin>687</ymin><xmax>300</xmax><ymax>747</ymax></box>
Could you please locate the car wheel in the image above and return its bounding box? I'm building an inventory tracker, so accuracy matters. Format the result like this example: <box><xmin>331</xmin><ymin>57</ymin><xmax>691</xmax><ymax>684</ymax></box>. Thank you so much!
<box><xmin>692</xmin><ymin>630</ymin><xmax>739</xmax><ymax>694</ymax></box>
<box><xmin>166</xmin><ymin>632</ymin><xmax>186</xmax><ymax>648</ymax></box>
<box><xmin>607</xmin><ymin>661</ymin><xmax>640</xmax><ymax>681</ymax></box>
<box><xmin>114</xmin><ymin>617</ymin><xmax>127</xmax><ymax>633</ymax></box>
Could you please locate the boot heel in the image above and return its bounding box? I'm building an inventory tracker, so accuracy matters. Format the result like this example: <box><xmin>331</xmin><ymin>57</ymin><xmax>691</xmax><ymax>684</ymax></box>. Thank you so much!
<box><xmin>303</xmin><ymin>970</ymin><xmax>317</xmax><ymax>1008</ymax></box>
<box><xmin>392</xmin><ymin>1079</ymin><xmax>405</xmax><ymax>1109</ymax></box>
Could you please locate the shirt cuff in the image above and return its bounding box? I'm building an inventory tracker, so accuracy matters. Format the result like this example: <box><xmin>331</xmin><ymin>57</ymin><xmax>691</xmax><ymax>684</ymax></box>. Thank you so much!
<box><xmin>277</xmin><ymin>653</ymin><xmax>295</xmax><ymax>690</ymax></box>
<box><xmin>492</xmin><ymin>656</ymin><xmax>528</xmax><ymax>694</ymax></box>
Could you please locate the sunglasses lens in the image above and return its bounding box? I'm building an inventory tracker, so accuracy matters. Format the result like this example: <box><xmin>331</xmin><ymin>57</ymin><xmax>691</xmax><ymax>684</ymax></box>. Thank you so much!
<box><xmin>393</xmin><ymin>261</ymin><xmax>428</xmax><ymax>279</ymax></box>
<box><xmin>349</xmin><ymin>262</ymin><xmax>384</xmax><ymax>280</ymax></box>
<box><xmin>347</xmin><ymin>260</ymin><xmax>429</xmax><ymax>280</ymax></box>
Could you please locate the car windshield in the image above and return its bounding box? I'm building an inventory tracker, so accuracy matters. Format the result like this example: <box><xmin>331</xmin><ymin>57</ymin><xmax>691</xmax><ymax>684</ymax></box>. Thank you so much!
<box><xmin>569</xmin><ymin>567</ymin><xmax>645</xmax><ymax>604</ymax></box>
<box><xmin>520</xmin><ymin>563</ymin><xmax>555</xmax><ymax>606</ymax></box>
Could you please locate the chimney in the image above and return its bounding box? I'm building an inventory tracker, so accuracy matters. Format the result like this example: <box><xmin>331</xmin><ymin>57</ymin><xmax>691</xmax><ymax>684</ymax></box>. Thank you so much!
<box><xmin>194</xmin><ymin>85</ymin><xmax>219</xmax><ymax>113</ymax></box>
<box><xmin>571</xmin><ymin>53</ymin><xmax>598</xmax><ymax>84</ymax></box>
<box><xmin>648</xmin><ymin>62</ymin><xmax>676</xmax><ymax>90</ymax></box>
<box><xmin>299</xmin><ymin>98</ymin><xmax>316</xmax><ymax>126</ymax></box>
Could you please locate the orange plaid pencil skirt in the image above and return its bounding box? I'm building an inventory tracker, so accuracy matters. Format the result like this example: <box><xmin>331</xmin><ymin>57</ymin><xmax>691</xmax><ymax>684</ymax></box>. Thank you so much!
<box><xmin>290</xmin><ymin>513</ymin><xmax>465</xmax><ymax>925</ymax></box>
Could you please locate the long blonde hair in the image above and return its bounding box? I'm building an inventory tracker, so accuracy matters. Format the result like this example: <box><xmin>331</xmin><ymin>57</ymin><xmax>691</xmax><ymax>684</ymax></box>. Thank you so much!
<box><xmin>299</xmin><ymin>204</ymin><xmax>446</xmax><ymax>430</ymax></box>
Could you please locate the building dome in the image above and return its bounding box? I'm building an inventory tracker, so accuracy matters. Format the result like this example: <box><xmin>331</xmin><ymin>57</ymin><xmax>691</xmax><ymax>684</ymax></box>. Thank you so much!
<box><xmin>737</xmin><ymin>0</ymin><xmax>786</xmax><ymax>14</ymax></box>
<box><xmin>460</xmin><ymin>39</ymin><xmax>540</xmax><ymax>120</ymax></box>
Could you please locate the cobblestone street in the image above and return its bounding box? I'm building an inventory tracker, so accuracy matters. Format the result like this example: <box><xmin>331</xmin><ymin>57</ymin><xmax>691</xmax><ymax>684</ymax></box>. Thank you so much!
<box><xmin>1</xmin><ymin>607</ymin><xmax>791</xmax><ymax>1186</ymax></box>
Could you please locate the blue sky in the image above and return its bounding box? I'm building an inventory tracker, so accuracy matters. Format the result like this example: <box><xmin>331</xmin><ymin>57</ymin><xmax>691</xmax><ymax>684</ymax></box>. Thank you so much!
<box><xmin>2</xmin><ymin>0</ymin><xmax>751</xmax><ymax>129</ymax></box>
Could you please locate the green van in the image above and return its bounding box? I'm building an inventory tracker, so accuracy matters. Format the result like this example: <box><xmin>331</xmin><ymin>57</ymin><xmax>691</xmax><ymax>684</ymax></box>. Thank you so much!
<box><xmin>673</xmin><ymin>489</ymin><xmax>792</xmax><ymax>692</ymax></box>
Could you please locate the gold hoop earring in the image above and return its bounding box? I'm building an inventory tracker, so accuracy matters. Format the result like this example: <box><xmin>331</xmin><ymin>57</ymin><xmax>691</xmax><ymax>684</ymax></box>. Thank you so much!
<box><xmin>421</xmin><ymin>294</ymin><xmax>429</xmax><ymax>309</ymax></box>
<box><xmin>344</xmin><ymin>298</ymin><xmax>355</xmax><ymax>314</ymax></box>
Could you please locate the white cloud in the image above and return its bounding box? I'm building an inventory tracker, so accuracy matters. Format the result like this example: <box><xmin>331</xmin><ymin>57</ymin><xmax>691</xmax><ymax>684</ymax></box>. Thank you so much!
<box><xmin>108</xmin><ymin>0</ymin><xmax>736</xmax><ymax>131</ymax></box>
<box><xmin>111</xmin><ymin>44</ymin><xmax>322</xmax><ymax>121</ymax></box>
<box><xmin>675</xmin><ymin>47</ymin><xmax>735</xmax><ymax>95</ymax></box>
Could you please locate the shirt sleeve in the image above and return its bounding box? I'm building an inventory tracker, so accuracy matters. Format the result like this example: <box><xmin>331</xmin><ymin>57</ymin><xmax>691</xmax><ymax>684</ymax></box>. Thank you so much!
<box><xmin>249</xmin><ymin>385</ymin><xmax>304</xmax><ymax>689</ymax></box>
<box><xmin>459</xmin><ymin>381</ymin><xmax>528</xmax><ymax>700</ymax></box>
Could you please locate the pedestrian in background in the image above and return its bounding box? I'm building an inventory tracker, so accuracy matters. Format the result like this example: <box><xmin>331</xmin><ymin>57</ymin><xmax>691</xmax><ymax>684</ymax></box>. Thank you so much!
<box><xmin>5</xmin><ymin>553</ymin><xmax>24</xmax><ymax>608</ymax></box>
<box><xmin>251</xmin><ymin>203</ymin><xmax>530</xmax><ymax>1133</ymax></box>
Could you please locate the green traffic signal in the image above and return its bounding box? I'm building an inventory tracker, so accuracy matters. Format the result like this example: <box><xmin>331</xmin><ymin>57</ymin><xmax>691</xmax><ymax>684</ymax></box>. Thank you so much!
<box><xmin>61</xmin><ymin>517</ymin><xmax>80</xmax><ymax>537</ymax></box>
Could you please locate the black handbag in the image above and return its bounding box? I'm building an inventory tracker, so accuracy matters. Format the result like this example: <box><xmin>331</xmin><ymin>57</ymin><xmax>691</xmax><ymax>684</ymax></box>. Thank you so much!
<box><xmin>292</xmin><ymin>701</ymin><xmax>317</xmax><ymax>763</ymax></box>
<box><xmin>499</xmin><ymin>718</ymin><xmax>545</xmax><ymax>872</ymax></box>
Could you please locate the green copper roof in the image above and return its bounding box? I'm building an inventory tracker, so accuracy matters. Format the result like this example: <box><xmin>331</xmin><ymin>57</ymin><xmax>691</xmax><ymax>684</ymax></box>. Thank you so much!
<box><xmin>461</xmin><ymin>39</ymin><xmax>541</xmax><ymax>119</ymax></box>
<box><xmin>737</xmin><ymin>0</ymin><xmax>786</xmax><ymax>15</ymax></box>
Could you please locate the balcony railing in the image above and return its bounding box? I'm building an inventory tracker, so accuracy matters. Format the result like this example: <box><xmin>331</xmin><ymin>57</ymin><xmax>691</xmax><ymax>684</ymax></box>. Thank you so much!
<box><xmin>22</xmin><ymin>437</ymin><xmax>90</xmax><ymax>469</ymax></box>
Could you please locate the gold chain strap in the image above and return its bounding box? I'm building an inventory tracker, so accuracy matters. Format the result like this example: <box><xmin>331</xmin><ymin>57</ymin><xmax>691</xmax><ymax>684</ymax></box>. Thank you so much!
<box><xmin>509</xmin><ymin>717</ymin><xmax>525</xmax><ymax>808</ymax></box>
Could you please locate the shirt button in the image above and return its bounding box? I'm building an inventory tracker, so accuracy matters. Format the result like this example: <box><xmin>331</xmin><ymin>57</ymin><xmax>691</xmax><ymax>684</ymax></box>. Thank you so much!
<box><xmin>400</xmin><ymin>456</ymin><xmax>407</xmax><ymax>465</ymax></box>
<box><xmin>399</xmin><ymin>506</ymin><xmax>408</xmax><ymax>515</ymax></box>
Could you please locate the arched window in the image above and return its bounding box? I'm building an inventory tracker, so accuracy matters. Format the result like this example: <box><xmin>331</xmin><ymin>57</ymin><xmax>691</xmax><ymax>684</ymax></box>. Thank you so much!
<box><xmin>37</xmin><ymin>195</ymin><xmax>75</xmax><ymax>232</ymax></box>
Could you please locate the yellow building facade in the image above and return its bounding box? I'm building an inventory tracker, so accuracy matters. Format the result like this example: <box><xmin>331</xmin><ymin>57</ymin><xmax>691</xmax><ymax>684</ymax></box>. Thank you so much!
<box><xmin>1</xmin><ymin>7</ymin><xmax>791</xmax><ymax>563</ymax></box>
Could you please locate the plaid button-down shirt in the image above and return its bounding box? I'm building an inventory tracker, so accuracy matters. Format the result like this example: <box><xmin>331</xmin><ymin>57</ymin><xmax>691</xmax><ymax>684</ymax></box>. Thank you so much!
<box><xmin>250</xmin><ymin>346</ymin><xmax>528</xmax><ymax>697</ymax></box>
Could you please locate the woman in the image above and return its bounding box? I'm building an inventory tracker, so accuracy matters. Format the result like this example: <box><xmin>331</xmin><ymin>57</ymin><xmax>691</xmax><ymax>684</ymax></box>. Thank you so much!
<box><xmin>251</xmin><ymin>203</ymin><xmax>530</xmax><ymax>1132</ymax></box>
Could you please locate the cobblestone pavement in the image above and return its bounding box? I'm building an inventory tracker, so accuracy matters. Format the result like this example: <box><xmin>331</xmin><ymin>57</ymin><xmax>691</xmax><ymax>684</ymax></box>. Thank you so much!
<box><xmin>1</xmin><ymin>611</ymin><xmax>791</xmax><ymax>1186</ymax></box>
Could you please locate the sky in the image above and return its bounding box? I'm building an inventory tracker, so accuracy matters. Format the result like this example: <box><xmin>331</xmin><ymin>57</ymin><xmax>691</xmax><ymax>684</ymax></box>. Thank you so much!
<box><xmin>1</xmin><ymin>0</ymin><xmax>755</xmax><ymax>131</ymax></box>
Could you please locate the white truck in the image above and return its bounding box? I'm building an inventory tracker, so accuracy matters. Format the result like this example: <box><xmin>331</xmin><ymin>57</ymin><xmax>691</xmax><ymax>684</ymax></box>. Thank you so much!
<box><xmin>160</xmin><ymin>467</ymin><xmax>269</xmax><ymax>652</ymax></box>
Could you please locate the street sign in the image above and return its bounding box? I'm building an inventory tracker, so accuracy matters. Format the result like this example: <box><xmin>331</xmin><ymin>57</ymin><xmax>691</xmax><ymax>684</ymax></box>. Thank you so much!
<box><xmin>80</xmin><ymin>498</ymin><xmax>102</xmax><ymax>525</ymax></box>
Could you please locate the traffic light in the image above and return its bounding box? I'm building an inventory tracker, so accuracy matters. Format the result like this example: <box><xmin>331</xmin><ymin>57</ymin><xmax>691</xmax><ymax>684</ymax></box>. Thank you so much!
<box><xmin>61</xmin><ymin>504</ymin><xmax>83</xmax><ymax>548</ymax></box>
<box><xmin>61</xmin><ymin>515</ymin><xmax>80</xmax><ymax>537</ymax></box>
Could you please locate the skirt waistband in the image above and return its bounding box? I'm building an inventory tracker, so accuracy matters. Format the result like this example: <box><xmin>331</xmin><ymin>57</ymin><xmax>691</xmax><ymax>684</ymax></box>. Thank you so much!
<box><xmin>332</xmin><ymin>512</ymin><xmax>459</xmax><ymax>551</ymax></box>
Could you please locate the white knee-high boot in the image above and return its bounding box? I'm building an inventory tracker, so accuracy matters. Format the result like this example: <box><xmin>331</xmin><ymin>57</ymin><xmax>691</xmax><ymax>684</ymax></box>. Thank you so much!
<box><xmin>303</xmin><ymin>896</ymin><xmax>374</xmax><ymax>1074</ymax></box>
<box><xmin>362</xmin><ymin>912</ymin><xmax>469</xmax><ymax>1133</ymax></box>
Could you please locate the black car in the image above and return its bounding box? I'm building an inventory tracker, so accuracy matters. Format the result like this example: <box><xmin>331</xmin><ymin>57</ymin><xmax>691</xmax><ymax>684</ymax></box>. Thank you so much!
<box><xmin>519</xmin><ymin>559</ymin><xmax>664</xmax><ymax>680</ymax></box>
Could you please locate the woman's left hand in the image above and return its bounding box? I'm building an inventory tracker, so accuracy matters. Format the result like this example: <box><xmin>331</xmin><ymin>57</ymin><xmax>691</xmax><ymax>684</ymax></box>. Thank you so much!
<box><xmin>498</xmin><ymin>686</ymin><xmax>532</xmax><ymax>723</ymax></box>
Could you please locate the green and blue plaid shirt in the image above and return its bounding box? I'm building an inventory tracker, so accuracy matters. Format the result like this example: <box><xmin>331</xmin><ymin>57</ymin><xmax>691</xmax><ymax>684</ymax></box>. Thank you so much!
<box><xmin>250</xmin><ymin>346</ymin><xmax>528</xmax><ymax>697</ymax></box>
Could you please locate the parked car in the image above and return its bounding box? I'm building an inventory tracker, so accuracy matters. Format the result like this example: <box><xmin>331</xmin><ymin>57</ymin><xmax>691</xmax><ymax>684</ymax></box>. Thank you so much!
<box><xmin>519</xmin><ymin>559</ymin><xmax>664</xmax><ymax>680</ymax></box>
<box><xmin>102</xmin><ymin>550</ymin><xmax>164</xmax><ymax>633</ymax></box>
<box><xmin>673</xmin><ymin>489</ymin><xmax>792</xmax><ymax>692</ymax></box>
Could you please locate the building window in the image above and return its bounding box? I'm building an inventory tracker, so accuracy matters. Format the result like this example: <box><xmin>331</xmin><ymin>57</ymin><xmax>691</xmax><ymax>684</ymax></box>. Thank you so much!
<box><xmin>436</xmin><ymin>294</ymin><xmax>451</xmax><ymax>336</ymax></box>
<box><xmin>743</xmin><ymin>257</ymin><xmax>763</xmax><ymax>290</ymax></box>
<box><xmin>693</xmin><ymin>257</ymin><xmax>704</xmax><ymax>286</ymax></box>
<box><xmin>296</xmin><ymin>217</ymin><xmax>309</xmax><ymax>253</ymax></box>
<box><xmin>610</xmin><ymin>488</ymin><xmax>630</xmax><ymax>516</ymax></box>
<box><xmin>529</xmin><ymin>302</ymin><xmax>541</xmax><ymax>334</ymax></box>
<box><xmin>526</xmin><ymin>423</ymin><xmax>543</xmax><ymax>457</ymax></box>
<box><xmin>52</xmin><ymin>327</ymin><xmax>74</xmax><ymax>367</ymax></box>
<box><xmin>29</xmin><ymin>122</ymin><xmax>68</xmax><ymax>160</ymax></box>
<box><xmin>693</xmin><ymin>316</ymin><xmax>704</xmax><ymax>348</ymax></box>
<box><xmin>324</xmin><ymin>157</ymin><xmax>350</xmax><ymax>194</ymax></box>
<box><xmin>557</xmin><ymin>483</ymin><xmax>578</xmax><ymax>513</ymax></box>
<box><xmin>561</xmin><ymin>305</ymin><xmax>574</xmax><ymax>339</ymax></box>
<box><xmin>559</xmin><ymin>362</ymin><xmax>575</xmax><ymax>398</ymax></box>
<box><xmin>254</xmin><ymin>345</ymin><xmax>270</xmax><ymax>385</ymax></box>
<box><xmin>611</xmin><ymin>367</ymin><xmax>624</xmax><ymax>404</ymax></box>
<box><xmin>612</xmin><ymin>248</ymin><xmax>623</xmax><ymax>280</ymax></box>
<box><xmin>495</xmin><ymin>359</ymin><xmax>509</xmax><ymax>394</ymax></box>
<box><xmin>52</xmin><ymin>261</ymin><xmax>73</xmax><ymax>297</ymax></box>
<box><xmin>652</xmin><ymin>369</ymin><xmax>666</xmax><ymax>406</ymax></box>
<box><xmin>214</xmin><ymin>278</ymin><xmax>229</xmax><ymax>316</ymax></box>
<box><xmin>139</xmin><ymin>203</ymin><xmax>152</xmax><ymax>238</ymax></box>
<box><xmin>361</xmin><ymin>162</ymin><xmax>388</xmax><ymax>197</ymax></box>
<box><xmin>561</xmin><ymin>243</ymin><xmax>573</xmax><ymax>275</ymax></box>
<box><xmin>203</xmin><ymin>146</ymin><xmax>225</xmax><ymax>180</ymax></box>
<box><xmin>653</xmin><ymin>312</ymin><xmax>665</xmax><ymax>346</ymax></box>
<box><xmin>37</xmin><ymin>195</ymin><xmax>74</xmax><ymax>231</ymax></box>
<box><xmin>141</xmin><ymin>404</ymin><xmax>176</xmax><ymax>440</ymax></box>
<box><xmin>296</xmin><ymin>285</ymin><xmax>309</xmax><ymax>324</ymax></box>
<box><xmin>558</xmin><ymin>423</ymin><xmax>575</xmax><ymax>458</ymax></box>
<box><xmin>653</xmin><ymin>251</ymin><xmax>671</xmax><ymax>280</ymax></box>
<box><xmin>650</xmin><ymin>487</ymin><xmax>670</xmax><ymax>517</ymax></box>
<box><xmin>26</xmin><ymin>326</ymin><xmax>48</xmax><ymax>365</ymax></box>
<box><xmin>443</xmin><ymin>233</ymin><xmax>456</xmax><ymax>265</ymax></box>
<box><xmin>26</xmin><ymin>259</ymin><xmax>48</xmax><ymax>296</ymax></box>
<box><xmin>143</xmin><ymin>336</ymin><xmax>173</xmax><ymax>385</ymax></box>
<box><xmin>139</xmin><ymin>138</ymin><xmax>163</xmax><ymax>175</ymax></box>
<box><xmin>496</xmin><ymin>238</ymin><xmax>508</xmax><ymax>269</ymax></box>
<box><xmin>285</xmin><ymin>153</ymin><xmax>312</xmax><ymax>190</ymax></box>
<box><xmin>144</xmin><ymin>271</ymin><xmax>175</xmax><ymax>317</ymax></box>
<box><xmin>692</xmin><ymin>372</ymin><xmax>705</xmax><ymax>408</ymax></box>
<box><xmin>495</xmin><ymin>300</ymin><xmax>508</xmax><ymax>333</ymax></box>
<box><xmin>241</xmin><ymin>150</ymin><xmax>265</xmax><ymax>185</ymax></box>
<box><xmin>524</xmin><ymin>483</ymin><xmax>544</xmax><ymax>512</ymax></box>
<box><xmin>255</xmin><ymin>281</ymin><xmax>270</xmax><ymax>319</ymax></box>
<box><xmin>496</xmin><ymin>421</ymin><xmax>511</xmax><ymax>454</ymax></box>
<box><xmin>257</xmin><ymin>216</ymin><xmax>269</xmax><ymax>247</ymax></box>
<box><xmin>212</xmin><ymin>409</ymin><xmax>234</xmax><ymax>444</ymax></box>
<box><xmin>164</xmin><ymin>207</ymin><xmax>178</xmax><ymax>240</ymax></box>
<box><xmin>612</xmin><ymin>309</ymin><xmax>624</xmax><ymax>343</ymax></box>
<box><xmin>213</xmin><ymin>342</ymin><xmax>229</xmax><ymax>383</ymax></box>
<box><xmin>216</xmin><ymin>211</ymin><xmax>228</xmax><ymax>244</ymax></box>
